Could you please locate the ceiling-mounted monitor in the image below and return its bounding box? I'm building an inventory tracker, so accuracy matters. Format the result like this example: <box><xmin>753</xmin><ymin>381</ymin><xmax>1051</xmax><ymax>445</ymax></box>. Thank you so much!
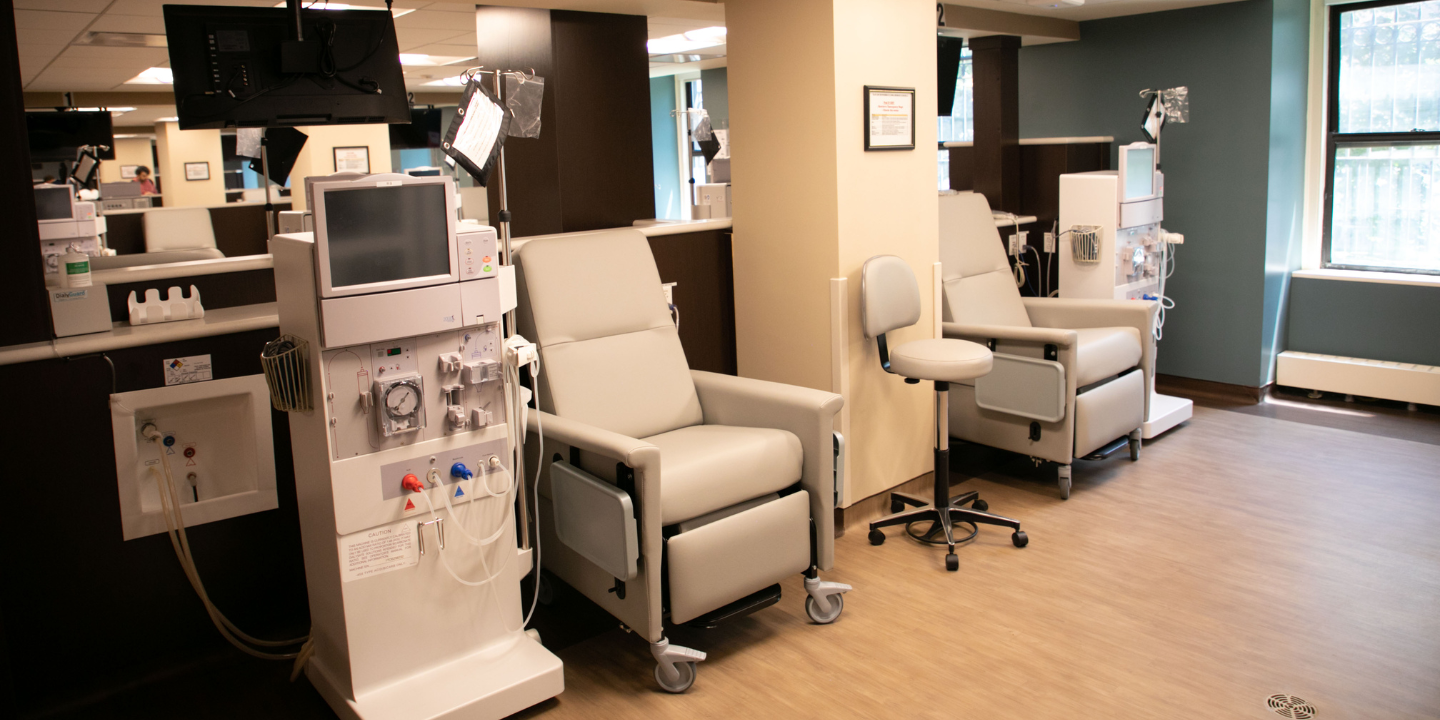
<box><xmin>163</xmin><ymin>5</ymin><xmax>410</xmax><ymax>130</ymax></box>
<box><xmin>26</xmin><ymin>111</ymin><xmax>115</xmax><ymax>161</ymax></box>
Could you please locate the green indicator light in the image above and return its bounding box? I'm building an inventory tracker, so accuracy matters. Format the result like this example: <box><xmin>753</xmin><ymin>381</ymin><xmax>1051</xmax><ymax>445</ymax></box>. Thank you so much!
<box><xmin>387</xmin><ymin>348</ymin><xmax>402</xmax><ymax>356</ymax></box>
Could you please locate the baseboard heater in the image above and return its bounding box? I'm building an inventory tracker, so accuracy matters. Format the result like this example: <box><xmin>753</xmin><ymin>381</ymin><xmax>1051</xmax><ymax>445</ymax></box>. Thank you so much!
<box><xmin>1276</xmin><ymin>351</ymin><xmax>1440</xmax><ymax>406</ymax></box>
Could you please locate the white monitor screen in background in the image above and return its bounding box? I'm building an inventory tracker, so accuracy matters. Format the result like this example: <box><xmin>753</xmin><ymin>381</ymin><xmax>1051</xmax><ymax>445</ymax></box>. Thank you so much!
<box><xmin>34</xmin><ymin>185</ymin><xmax>74</xmax><ymax>222</ymax></box>
<box><xmin>322</xmin><ymin>184</ymin><xmax>452</xmax><ymax>289</ymax></box>
<box><xmin>1123</xmin><ymin>145</ymin><xmax>1156</xmax><ymax>201</ymax></box>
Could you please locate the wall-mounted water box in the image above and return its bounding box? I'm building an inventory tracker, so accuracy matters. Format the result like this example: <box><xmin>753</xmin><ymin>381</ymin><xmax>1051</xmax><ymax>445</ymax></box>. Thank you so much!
<box><xmin>110</xmin><ymin>374</ymin><xmax>277</xmax><ymax>541</ymax></box>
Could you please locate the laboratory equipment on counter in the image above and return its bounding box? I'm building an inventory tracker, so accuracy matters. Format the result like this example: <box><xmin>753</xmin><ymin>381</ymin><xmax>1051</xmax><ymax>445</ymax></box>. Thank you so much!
<box><xmin>34</xmin><ymin>183</ymin><xmax>108</xmax><ymax>283</ymax></box>
<box><xmin>273</xmin><ymin>172</ymin><xmax>561</xmax><ymax>720</ymax></box>
<box><xmin>1058</xmin><ymin>142</ymin><xmax>1191</xmax><ymax>439</ymax></box>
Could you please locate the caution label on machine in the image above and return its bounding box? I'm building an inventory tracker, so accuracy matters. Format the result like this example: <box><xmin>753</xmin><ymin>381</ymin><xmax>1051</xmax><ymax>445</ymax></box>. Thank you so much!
<box><xmin>339</xmin><ymin>520</ymin><xmax>420</xmax><ymax>582</ymax></box>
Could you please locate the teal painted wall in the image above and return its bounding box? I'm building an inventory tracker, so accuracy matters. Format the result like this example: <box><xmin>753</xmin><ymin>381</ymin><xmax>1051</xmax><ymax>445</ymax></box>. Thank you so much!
<box><xmin>1020</xmin><ymin>0</ymin><xmax>1304</xmax><ymax>387</ymax></box>
<box><xmin>650</xmin><ymin>76</ymin><xmax>682</xmax><ymax>220</ymax></box>
<box><xmin>1287</xmin><ymin>278</ymin><xmax>1440</xmax><ymax>366</ymax></box>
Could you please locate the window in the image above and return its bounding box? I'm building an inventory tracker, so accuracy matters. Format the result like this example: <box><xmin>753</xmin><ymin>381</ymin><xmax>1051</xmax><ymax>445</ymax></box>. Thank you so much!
<box><xmin>938</xmin><ymin>46</ymin><xmax>973</xmax><ymax>191</ymax></box>
<box><xmin>1325</xmin><ymin>0</ymin><xmax>1440</xmax><ymax>274</ymax></box>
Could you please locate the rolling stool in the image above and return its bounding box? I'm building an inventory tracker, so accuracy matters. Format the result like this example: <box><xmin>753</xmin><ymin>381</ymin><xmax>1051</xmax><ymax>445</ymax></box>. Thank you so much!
<box><xmin>859</xmin><ymin>255</ymin><xmax>1028</xmax><ymax>571</ymax></box>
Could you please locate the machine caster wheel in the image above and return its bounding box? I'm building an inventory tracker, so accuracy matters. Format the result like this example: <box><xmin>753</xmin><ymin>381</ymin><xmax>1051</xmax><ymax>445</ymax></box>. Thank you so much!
<box><xmin>945</xmin><ymin>553</ymin><xmax>959</xmax><ymax>572</ymax></box>
<box><xmin>805</xmin><ymin>594</ymin><xmax>844</xmax><ymax>624</ymax></box>
<box><xmin>972</xmin><ymin>499</ymin><xmax>989</xmax><ymax>512</ymax></box>
<box><xmin>868</xmin><ymin>529</ymin><xmax>886</xmax><ymax>546</ymax></box>
<box><xmin>536</xmin><ymin>571</ymin><xmax>555</xmax><ymax>606</ymax></box>
<box><xmin>654</xmin><ymin>661</ymin><xmax>697</xmax><ymax>693</ymax></box>
<box><xmin>1012</xmin><ymin>531</ymin><xmax>1028</xmax><ymax>548</ymax></box>
<box><xmin>1129</xmin><ymin>431</ymin><xmax>1142</xmax><ymax>462</ymax></box>
<box><xmin>1057</xmin><ymin>465</ymin><xmax>1072</xmax><ymax>500</ymax></box>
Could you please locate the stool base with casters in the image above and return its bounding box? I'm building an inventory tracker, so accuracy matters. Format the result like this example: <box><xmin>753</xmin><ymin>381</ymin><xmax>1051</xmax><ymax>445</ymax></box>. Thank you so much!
<box><xmin>866</xmin><ymin>382</ymin><xmax>1028</xmax><ymax>572</ymax></box>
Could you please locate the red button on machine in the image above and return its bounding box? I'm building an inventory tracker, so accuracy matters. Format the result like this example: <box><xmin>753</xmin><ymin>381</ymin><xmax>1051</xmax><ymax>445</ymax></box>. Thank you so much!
<box><xmin>401</xmin><ymin>474</ymin><xmax>424</xmax><ymax>493</ymax></box>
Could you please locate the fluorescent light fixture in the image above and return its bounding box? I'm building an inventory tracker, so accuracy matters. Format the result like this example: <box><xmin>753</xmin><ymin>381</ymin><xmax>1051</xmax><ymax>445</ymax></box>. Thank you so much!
<box><xmin>74</xmin><ymin>31</ymin><xmax>168</xmax><ymax>48</ymax></box>
<box><xmin>1027</xmin><ymin>0</ymin><xmax>1084</xmax><ymax>6</ymax></box>
<box><xmin>157</xmin><ymin>117</ymin><xmax>180</xmax><ymax>123</ymax></box>
<box><xmin>647</xmin><ymin>26</ymin><xmax>727</xmax><ymax>55</ymax></box>
<box><xmin>423</xmin><ymin>75</ymin><xmax>469</xmax><ymax>87</ymax></box>
<box><xmin>71</xmin><ymin>107</ymin><xmax>137</xmax><ymax>116</ymax></box>
<box><xmin>399</xmin><ymin>54</ymin><xmax>474</xmax><ymax>66</ymax></box>
<box><xmin>272</xmin><ymin>2</ymin><xmax>415</xmax><ymax>18</ymax></box>
<box><xmin>125</xmin><ymin>67</ymin><xmax>173</xmax><ymax>85</ymax></box>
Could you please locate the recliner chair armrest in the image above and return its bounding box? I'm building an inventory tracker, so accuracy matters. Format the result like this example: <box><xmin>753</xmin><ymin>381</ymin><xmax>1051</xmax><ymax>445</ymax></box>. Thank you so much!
<box><xmin>689</xmin><ymin>370</ymin><xmax>843</xmax><ymax>570</ymax></box>
<box><xmin>527</xmin><ymin>410</ymin><xmax>659</xmax><ymax>471</ymax></box>
<box><xmin>1020</xmin><ymin>297</ymin><xmax>1158</xmax><ymax>336</ymax></box>
<box><xmin>942</xmin><ymin>322</ymin><xmax>1078</xmax><ymax>349</ymax></box>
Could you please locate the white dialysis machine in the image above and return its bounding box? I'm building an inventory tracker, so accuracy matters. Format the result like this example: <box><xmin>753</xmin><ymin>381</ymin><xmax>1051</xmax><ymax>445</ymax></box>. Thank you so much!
<box><xmin>272</xmin><ymin>172</ymin><xmax>562</xmax><ymax>720</ymax></box>
<box><xmin>1058</xmin><ymin>142</ymin><xmax>1192</xmax><ymax>438</ymax></box>
<box><xmin>34</xmin><ymin>183</ymin><xmax>106</xmax><ymax>283</ymax></box>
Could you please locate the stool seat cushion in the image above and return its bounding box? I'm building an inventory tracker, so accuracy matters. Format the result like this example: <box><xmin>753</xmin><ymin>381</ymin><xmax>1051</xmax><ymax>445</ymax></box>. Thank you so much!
<box><xmin>889</xmin><ymin>338</ymin><xmax>993</xmax><ymax>383</ymax></box>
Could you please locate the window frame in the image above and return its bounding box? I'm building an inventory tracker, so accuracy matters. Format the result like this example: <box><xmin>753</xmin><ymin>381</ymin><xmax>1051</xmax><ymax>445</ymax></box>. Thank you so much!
<box><xmin>1323</xmin><ymin>0</ymin><xmax>1440</xmax><ymax>276</ymax></box>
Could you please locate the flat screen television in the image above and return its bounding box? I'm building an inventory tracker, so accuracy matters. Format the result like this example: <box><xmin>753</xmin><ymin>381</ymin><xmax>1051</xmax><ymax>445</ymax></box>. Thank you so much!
<box><xmin>164</xmin><ymin>5</ymin><xmax>410</xmax><ymax>130</ymax></box>
<box><xmin>26</xmin><ymin>111</ymin><xmax>115</xmax><ymax>161</ymax></box>
<box><xmin>390</xmin><ymin>108</ymin><xmax>443</xmax><ymax>149</ymax></box>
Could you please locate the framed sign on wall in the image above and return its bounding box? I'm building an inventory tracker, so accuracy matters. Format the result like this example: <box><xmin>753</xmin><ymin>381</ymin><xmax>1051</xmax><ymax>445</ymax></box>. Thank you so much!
<box><xmin>334</xmin><ymin>146</ymin><xmax>371</xmax><ymax>173</ymax></box>
<box><xmin>864</xmin><ymin>86</ymin><xmax>916</xmax><ymax>151</ymax></box>
<box><xmin>184</xmin><ymin>161</ymin><xmax>210</xmax><ymax>181</ymax></box>
<box><xmin>120</xmin><ymin>165</ymin><xmax>140</xmax><ymax>179</ymax></box>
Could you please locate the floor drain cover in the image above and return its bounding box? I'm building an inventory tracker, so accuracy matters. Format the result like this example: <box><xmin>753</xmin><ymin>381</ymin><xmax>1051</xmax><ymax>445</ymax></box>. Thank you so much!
<box><xmin>1266</xmin><ymin>694</ymin><xmax>1316</xmax><ymax>719</ymax></box>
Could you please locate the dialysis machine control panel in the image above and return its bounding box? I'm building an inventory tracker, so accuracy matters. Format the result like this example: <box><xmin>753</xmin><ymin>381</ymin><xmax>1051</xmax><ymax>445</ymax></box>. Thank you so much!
<box><xmin>1058</xmin><ymin>143</ymin><xmax>1177</xmax><ymax>302</ymax></box>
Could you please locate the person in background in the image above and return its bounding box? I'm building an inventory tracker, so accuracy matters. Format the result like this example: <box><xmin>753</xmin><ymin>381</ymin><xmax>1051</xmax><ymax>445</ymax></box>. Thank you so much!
<box><xmin>134</xmin><ymin>166</ymin><xmax>158</xmax><ymax>195</ymax></box>
<box><xmin>42</xmin><ymin>175</ymin><xmax>56</xmax><ymax>184</ymax></box>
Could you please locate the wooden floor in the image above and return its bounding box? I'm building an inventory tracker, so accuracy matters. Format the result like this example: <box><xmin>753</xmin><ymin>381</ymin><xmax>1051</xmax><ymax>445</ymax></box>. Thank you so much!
<box><xmin>515</xmin><ymin>406</ymin><xmax>1440</xmax><ymax>720</ymax></box>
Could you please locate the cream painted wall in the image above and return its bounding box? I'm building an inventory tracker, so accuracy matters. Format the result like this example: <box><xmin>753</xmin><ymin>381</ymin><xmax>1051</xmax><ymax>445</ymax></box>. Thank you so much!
<box><xmin>727</xmin><ymin>0</ymin><xmax>841</xmax><ymax>394</ymax></box>
<box><xmin>728</xmin><ymin>0</ymin><xmax>940</xmax><ymax>505</ymax></box>
<box><xmin>289</xmin><ymin>124</ymin><xmax>393</xmax><ymax>211</ymax></box>
<box><xmin>98</xmin><ymin>137</ymin><xmax>153</xmax><ymax>185</ymax></box>
<box><xmin>155</xmin><ymin>122</ymin><xmax>225</xmax><ymax>208</ymax></box>
<box><xmin>833</xmin><ymin>0</ymin><xmax>940</xmax><ymax>504</ymax></box>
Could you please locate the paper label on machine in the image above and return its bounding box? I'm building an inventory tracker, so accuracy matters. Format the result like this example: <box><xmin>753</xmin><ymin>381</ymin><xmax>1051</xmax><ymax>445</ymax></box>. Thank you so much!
<box><xmin>164</xmin><ymin>354</ymin><xmax>213</xmax><ymax>386</ymax></box>
<box><xmin>340</xmin><ymin>520</ymin><xmax>420</xmax><ymax>582</ymax></box>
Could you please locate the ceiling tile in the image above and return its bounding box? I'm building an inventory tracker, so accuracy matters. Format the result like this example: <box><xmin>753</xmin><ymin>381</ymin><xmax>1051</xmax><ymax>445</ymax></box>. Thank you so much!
<box><xmin>58</xmin><ymin>44</ymin><xmax>170</xmax><ymax>63</ymax></box>
<box><xmin>13</xmin><ymin>9</ymin><xmax>95</xmax><ymax>31</ymax></box>
<box><xmin>14</xmin><ymin>0</ymin><xmax>111</xmax><ymax>12</ymax></box>
<box><xmin>403</xmin><ymin>42</ymin><xmax>477</xmax><ymax>57</ymax></box>
<box><xmin>88</xmin><ymin>13</ymin><xmax>167</xmax><ymax>34</ymax></box>
<box><xmin>14</xmin><ymin>28</ymin><xmax>87</xmax><ymax>45</ymax></box>
<box><xmin>395</xmin><ymin>9</ymin><xmax>475</xmax><ymax>29</ymax></box>
<box><xmin>105</xmin><ymin>0</ymin><xmax>167</xmax><ymax>17</ymax></box>
<box><xmin>395</xmin><ymin>27</ymin><xmax>473</xmax><ymax>46</ymax></box>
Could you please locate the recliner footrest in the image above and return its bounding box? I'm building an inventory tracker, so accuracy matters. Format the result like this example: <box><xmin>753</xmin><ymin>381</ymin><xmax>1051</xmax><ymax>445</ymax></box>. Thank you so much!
<box><xmin>683</xmin><ymin>584</ymin><xmax>782</xmax><ymax>629</ymax></box>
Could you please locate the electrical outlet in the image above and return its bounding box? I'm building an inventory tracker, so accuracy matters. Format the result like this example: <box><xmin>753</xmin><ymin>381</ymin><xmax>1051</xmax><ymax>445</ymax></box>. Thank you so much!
<box><xmin>1043</xmin><ymin>232</ymin><xmax>1056</xmax><ymax>253</ymax></box>
<box><xmin>1008</xmin><ymin>234</ymin><xmax>1019</xmax><ymax>256</ymax></box>
<box><xmin>662</xmin><ymin>282</ymin><xmax>677</xmax><ymax>305</ymax></box>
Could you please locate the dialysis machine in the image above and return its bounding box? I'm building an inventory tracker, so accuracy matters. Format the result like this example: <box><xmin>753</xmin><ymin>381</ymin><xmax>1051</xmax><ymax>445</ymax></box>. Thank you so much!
<box><xmin>1058</xmin><ymin>142</ymin><xmax>1192</xmax><ymax>438</ymax></box>
<box><xmin>34</xmin><ymin>183</ymin><xmax>106</xmax><ymax>282</ymax></box>
<box><xmin>272</xmin><ymin>172</ymin><xmax>562</xmax><ymax>720</ymax></box>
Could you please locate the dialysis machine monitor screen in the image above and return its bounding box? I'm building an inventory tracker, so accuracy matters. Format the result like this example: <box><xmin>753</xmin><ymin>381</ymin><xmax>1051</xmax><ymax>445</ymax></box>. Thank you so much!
<box><xmin>33</xmin><ymin>185</ymin><xmax>75</xmax><ymax>223</ymax></box>
<box><xmin>312</xmin><ymin>175</ymin><xmax>457</xmax><ymax>297</ymax></box>
<box><xmin>1119</xmin><ymin>143</ymin><xmax>1157</xmax><ymax>202</ymax></box>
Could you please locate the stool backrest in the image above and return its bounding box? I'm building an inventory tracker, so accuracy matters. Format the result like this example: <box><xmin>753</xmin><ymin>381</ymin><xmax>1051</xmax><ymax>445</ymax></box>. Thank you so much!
<box><xmin>860</xmin><ymin>255</ymin><xmax>920</xmax><ymax>339</ymax></box>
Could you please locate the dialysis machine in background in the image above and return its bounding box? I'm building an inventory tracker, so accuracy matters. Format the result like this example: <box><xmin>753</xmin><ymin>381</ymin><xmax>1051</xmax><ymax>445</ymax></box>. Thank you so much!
<box><xmin>272</xmin><ymin>173</ymin><xmax>561</xmax><ymax>720</ymax></box>
<box><xmin>34</xmin><ymin>183</ymin><xmax>106</xmax><ymax>282</ymax></box>
<box><xmin>1058</xmin><ymin>142</ymin><xmax>1192</xmax><ymax>439</ymax></box>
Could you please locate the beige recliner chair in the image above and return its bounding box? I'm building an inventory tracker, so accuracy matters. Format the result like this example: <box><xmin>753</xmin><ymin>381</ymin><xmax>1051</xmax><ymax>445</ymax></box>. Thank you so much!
<box><xmin>515</xmin><ymin>229</ymin><xmax>850</xmax><ymax>693</ymax></box>
<box><xmin>940</xmin><ymin>192</ymin><xmax>1158</xmax><ymax>498</ymax></box>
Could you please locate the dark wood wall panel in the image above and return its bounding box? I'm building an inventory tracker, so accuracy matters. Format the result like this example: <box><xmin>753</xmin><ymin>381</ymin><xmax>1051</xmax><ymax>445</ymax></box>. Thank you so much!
<box><xmin>648</xmin><ymin>230</ymin><xmax>737</xmax><ymax>375</ymax></box>
<box><xmin>970</xmin><ymin>35</ymin><xmax>1021</xmax><ymax>213</ymax></box>
<box><xmin>550</xmin><ymin>10</ymin><xmax>655</xmax><ymax>231</ymax></box>
<box><xmin>1</xmin><ymin>328</ymin><xmax>310</xmax><ymax>718</ymax></box>
<box><xmin>2</xmin><ymin>0</ymin><xmax>50</xmax><ymax>347</ymax></box>
<box><xmin>475</xmin><ymin>6</ymin><xmax>565</xmax><ymax>238</ymax></box>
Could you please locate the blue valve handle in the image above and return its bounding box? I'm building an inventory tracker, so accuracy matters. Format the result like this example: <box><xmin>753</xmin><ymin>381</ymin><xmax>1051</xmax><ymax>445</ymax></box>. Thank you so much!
<box><xmin>450</xmin><ymin>462</ymin><xmax>473</xmax><ymax>479</ymax></box>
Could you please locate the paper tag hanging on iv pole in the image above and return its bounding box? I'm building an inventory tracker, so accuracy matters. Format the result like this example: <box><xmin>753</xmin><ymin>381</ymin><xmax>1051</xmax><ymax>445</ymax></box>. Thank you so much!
<box><xmin>441</xmin><ymin>77</ymin><xmax>511</xmax><ymax>186</ymax></box>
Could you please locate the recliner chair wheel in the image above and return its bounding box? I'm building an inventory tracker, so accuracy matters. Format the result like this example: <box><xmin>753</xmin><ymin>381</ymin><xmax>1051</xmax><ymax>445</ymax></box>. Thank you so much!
<box><xmin>1129</xmin><ymin>436</ymin><xmax>1141</xmax><ymax>461</ymax></box>
<box><xmin>1012</xmin><ymin>530</ymin><xmax>1028</xmax><ymax>548</ymax></box>
<box><xmin>805</xmin><ymin>594</ymin><xmax>844</xmax><ymax>624</ymax></box>
<box><xmin>868</xmin><ymin>529</ymin><xmax>886</xmax><ymax>546</ymax></box>
<box><xmin>972</xmin><ymin>498</ymin><xmax>988</xmax><ymax>512</ymax></box>
<box><xmin>945</xmin><ymin>553</ymin><xmax>959</xmax><ymax>571</ymax></box>
<box><xmin>654</xmin><ymin>661</ymin><xmax>697</xmax><ymax>693</ymax></box>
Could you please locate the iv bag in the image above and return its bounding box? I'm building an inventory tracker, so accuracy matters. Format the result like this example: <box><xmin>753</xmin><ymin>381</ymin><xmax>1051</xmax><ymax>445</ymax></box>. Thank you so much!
<box><xmin>690</xmin><ymin>110</ymin><xmax>714</xmax><ymax>141</ymax></box>
<box><xmin>1159</xmin><ymin>86</ymin><xmax>1189</xmax><ymax>123</ymax></box>
<box><xmin>504</xmin><ymin>73</ymin><xmax>545</xmax><ymax>139</ymax></box>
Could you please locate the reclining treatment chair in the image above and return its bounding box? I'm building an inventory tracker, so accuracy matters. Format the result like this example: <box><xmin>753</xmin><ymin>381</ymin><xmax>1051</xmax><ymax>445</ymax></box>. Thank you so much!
<box><xmin>939</xmin><ymin>192</ymin><xmax>1158</xmax><ymax>498</ymax></box>
<box><xmin>859</xmin><ymin>255</ymin><xmax>1028</xmax><ymax>572</ymax></box>
<box><xmin>515</xmin><ymin>229</ymin><xmax>851</xmax><ymax>693</ymax></box>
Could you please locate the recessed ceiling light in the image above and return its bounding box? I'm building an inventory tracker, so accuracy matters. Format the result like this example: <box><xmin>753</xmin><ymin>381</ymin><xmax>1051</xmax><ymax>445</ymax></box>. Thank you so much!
<box><xmin>157</xmin><ymin>117</ymin><xmax>179</xmax><ymax>122</ymax></box>
<box><xmin>74</xmin><ymin>31</ymin><xmax>168</xmax><ymax>48</ymax></box>
<box><xmin>125</xmin><ymin>67</ymin><xmax>173</xmax><ymax>85</ymax></box>
<box><xmin>399</xmin><ymin>54</ymin><xmax>474</xmax><ymax>67</ymax></box>
<box><xmin>647</xmin><ymin>26</ymin><xmax>726</xmax><ymax>55</ymax></box>
<box><xmin>271</xmin><ymin>2</ymin><xmax>415</xmax><ymax>18</ymax></box>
